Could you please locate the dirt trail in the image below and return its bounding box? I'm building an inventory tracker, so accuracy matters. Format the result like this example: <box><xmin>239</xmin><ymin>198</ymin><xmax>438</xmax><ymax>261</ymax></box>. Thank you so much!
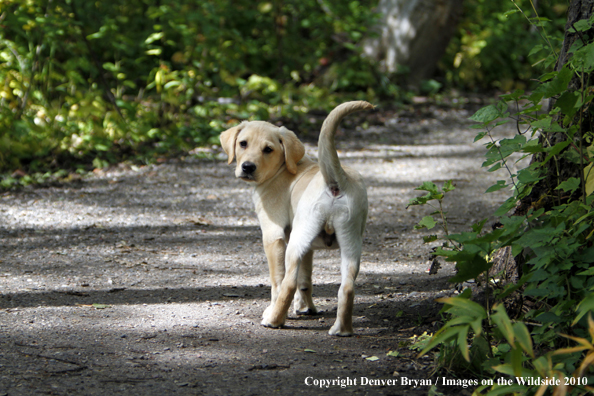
<box><xmin>0</xmin><ymin>105</ymin><xmax>517</xmax><ymax>395</ymax></box>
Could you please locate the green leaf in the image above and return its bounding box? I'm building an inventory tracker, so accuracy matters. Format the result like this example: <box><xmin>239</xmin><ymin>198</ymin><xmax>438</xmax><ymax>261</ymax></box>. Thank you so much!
<box><xmin>449</xmin><ymin>252</ymin><xmax>491</xmax><ymax>283</ymax></box>
<box><xmin>407</xmin><ymin>195</ymin><xmax>429</xmax><ymax>207</ymax></box>
<box><xmin>419</xmin><ymin>327</ymin><xmax>461</xmax><ymax>357</ymax></box>
<box><xmin>366</xmin><ymin>356</ymin><xmax>379</xmax><ymax>361</ymax></box>
<box><xmin>414</xmin><ymin>181</ymin><xmax>439</xmax><ymax>194</ymax></box>
<box><xmin>573</xmin><ymin>42</ymin><xmax>594</xmax><ymax>72</ymax></box>
<box><xmin>438</xmin><ymin>296</ymin><xmax>487</xmax><ymax>321</ymax></box>
<box><xmin>573</xmin><ymin>294</ymin><xmax>594</xmax><ymax>325</ymax></box>
<box><xmin>258</xmin><ymin>2</ymin><xmax>273</xmax><ymax>13</ymax></box>
<box><xmin>578</xmin><ymin>268</ymin><xmax>594</xmax><ymax>277</ymax></box>
<box><xmin>487</xmin><ymin>163</ymin><xmax>502</xmax><ymax>172</ymax></box>
<box><xmin>529</xmin><ymin>357</ymin><xmax>548</xmax><ymax>378</ymax></box>
<box><xmin>447</xmin><ymin>231</ymin><xmax>480</xmax><ymax>244</ymax></box>
<box><xmin>443</xmin><ymin>180</ymin><xmax>455</xmax><ymax>193</ymax></box>
<box><xmin>457</xmin><ymin>325</ymin><xmax>471</xmax><ymax>362</ymax></box>
<box><xmin>542</xmin><ymin>66</ymin><xmax>573</xmax><ymax>98</ymax></box>
<box><xmin>469</xmin><ymin>104</ymin><xmax>505</xmax><ymax>124</ymax></box>
<box><xmin>470</xmin><ymin>317</ymin><xmax>485</xmax><ymax>336</ymax></box>
<box><xmin>510</xmin><ymin>344</ymin><xmax>524</xmax><ymax>377</ymax></box>
<box><xmin>416</xmin><ymin>216</ymin><xmax>437</xmax><ymax>230</ymax></box>
<box><xmin>578</xmin><ymin>247</ymin><xmax>594</xmax><ymax>263</ymax></box>
<box><xmin>102</xmin><ymin>62</ymin><xmax>119</xmax><ymax>72</ymax></box>
<box><xmin>561</xmin><ymin>147</ymin><xmax>582</xmax><ymax>164</ymax></box>
<box><xmin>486</xmin><ymin>180</ymin><xmax>507</xmax><ymax>193</ymax></box>
<box><xmin>542</xmin><ymin>140</ymin><xmax>570</xmax><ymax>165</ymax></box>
<box><xmin>471</xmin><ymin>219</ymin><xmax>488</xmax><ymax>233</ymax></box>
<box><xmin>474</xmin><ymin>131</ymin><xmax>488</xmax><ymax>142</ymax></box>
<box><xmin>521</xmin><ymin>139</ymin><xmax>544</xmax><ymax>154</ymax></box>
<box><xmin>570</xmin><ymin>18</ymin><xmax>594</xmax><ymax>32</ymax></box>
<box><xmin>446</xmin><ymin>315</ymin><xmax>478</xmax><ymax>327</ymax></box>
<box><xmin>556</xmin><ymin>177</ymin><xmax>581</xmax><ymax>193</ymax></box>
<box><xmin>164</xmin><ymin>81</ymin><xmax>182</xmax><ymax>90</ymax></box>
<box><xmin>555</xmin><ymin>91</ymin><xmax>580</xmax><ymax>118</ymax></box>
<box><xmin>528</xmin><ymin>44</ymin><xmax>545</xmax><ymax>57</ymax></box>
<box><xmin>93</xmin><ymin>303</ymin><xmax>111</xmax><ymax>309</ymax></box>
<box><xmin>494</xmin><ymin>197</ymin><xmax>518</xmax><ymax>216</ymax></box>
<box><xmin>145</xmin><ymin>32</ymin><xmax>164</xmax><ymax>44</ymax></box>
<box><xmin>503</xmin><ymin>9</ymin><xmax>520</xmax><ymax>17</ymax></box>
<box><xmin>530</xmin><ymin>116</ymin><xmax>551</xmax><ymax>129</ymax></box>
<box><xmin>387</xmin><ymin>351</ymin><xmax>400</xmax><ymax>357</ymax></box>
<box><xmin>423</xmin><ymin>235</ymin><xmax>438</xmax><ymax>243</ymax></box>
<box><xmin>492</xmin><ymin>362</ymin><xmax>537</xmax><ymax>378</ymax></box>
<box><xmin>517</xmin><ymin>167</ymin><xmax>544</xmax><ymax>184</ymax></box>
<box><xmin>492</xmin><ymin>304</ymin><xmax>514</xmax><ymax>345</ymax></box>
<box><xmin>94</xmin><ymin>144</ymin><xmax>109</xmax><ymax>151</ymax></box>
<box><xmin>512</xmin><ymin>322</ymin><xmax>534</xmax><ymax>357</ymax></box>
<box><xmin>499</xmin><ymin>135</ymin><xmax>527</xmax><ymax>158</ymax></box>
<box><xmin>501</xmin><ymin>89</ymin><xmax>525</xmax><ymax>101</ymax></box>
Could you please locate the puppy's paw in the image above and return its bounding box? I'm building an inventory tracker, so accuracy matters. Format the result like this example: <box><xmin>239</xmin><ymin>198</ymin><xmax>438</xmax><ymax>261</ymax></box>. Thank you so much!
<box><xmin>262</xmin><ymin>304</ymin><xmax>288</xmax><ymax>328</ymax></box>
<box><xmin>261</xmin><ymin>319</ymin><xmax>284</xmax><ymax>328</ymax></box>
<box><xmin>295</xmin><ymin>307</ymin><xmax>318</xmax><ymax>316</ymax></box>
<box><xmin>261</xmin><ymin>315</ymin><xmax>285</xmax><ymax>328</ymax></box>
<box><xmin>328</xmin><ymin>322</ymin><xmax>353</xmax><ymax>337</ymax></box>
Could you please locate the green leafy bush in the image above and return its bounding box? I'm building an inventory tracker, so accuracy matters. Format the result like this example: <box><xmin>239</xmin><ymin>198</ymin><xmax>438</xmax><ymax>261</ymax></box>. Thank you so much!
<box><xmin>0</xmin><ymin>0</ymin><xmax>384</xmax><ymax>183</ymax></box>
<box><xmin>410</xmin><ymin>6</ymin><xmax>594</xmax><ymax>395</ymax></box>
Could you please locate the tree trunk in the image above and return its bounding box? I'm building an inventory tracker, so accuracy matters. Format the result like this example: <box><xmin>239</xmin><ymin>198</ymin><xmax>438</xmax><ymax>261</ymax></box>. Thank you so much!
<box><xmin>362</xmin><ymin>0</ymin><xmax>463</xmax><ymax>88</ymax></box>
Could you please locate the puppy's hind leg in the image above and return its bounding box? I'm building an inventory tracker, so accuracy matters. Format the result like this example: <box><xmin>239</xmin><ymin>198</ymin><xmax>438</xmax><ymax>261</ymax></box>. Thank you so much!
<box><xmin>294</xmin><ymin>250</ymin><xmax>317</xmax><ymax>315</ymax></box>
<box><xmin>329</xmin><ymin>230</ymin><xmax>362</xmax><ymax>337</ymax></box>
<box><xmin>262</xmin><ymin>219</ymin><xmax>323</xmax><ymax>328</ymax></box>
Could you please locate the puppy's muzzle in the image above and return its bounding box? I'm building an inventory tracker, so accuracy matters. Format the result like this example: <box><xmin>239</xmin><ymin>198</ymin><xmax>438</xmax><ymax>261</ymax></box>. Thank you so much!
<box><xmin>240</xmin><ymin>162</ymin><xmax>257</xmax><ymax>180</ymax></box>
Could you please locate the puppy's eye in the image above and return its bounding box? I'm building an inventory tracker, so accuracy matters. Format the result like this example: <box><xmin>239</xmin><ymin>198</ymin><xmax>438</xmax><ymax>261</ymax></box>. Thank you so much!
<box><xmin>263</xmin><ymin>147</ymin><xmax>273</xmax><ymax>154</ymax></box>
<box><xmin>239</xmin><ymin>141</ymin><xmax>247</xmax><ymax>149</ymax></box>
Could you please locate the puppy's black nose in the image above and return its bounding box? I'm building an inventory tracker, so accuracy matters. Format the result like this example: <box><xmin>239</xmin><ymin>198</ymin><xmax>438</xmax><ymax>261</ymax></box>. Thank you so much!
<box><xmin>242</xmin><ymin>162</ymin><xmax>256</xmax><ymax>174</ymax></box>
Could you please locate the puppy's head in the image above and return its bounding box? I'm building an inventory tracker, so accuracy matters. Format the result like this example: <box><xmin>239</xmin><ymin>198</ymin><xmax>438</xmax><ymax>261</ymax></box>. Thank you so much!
<box><xmin>220</xmin><ymin>121</ymin><xmax>305</xmax><ymax>184</ymax></box>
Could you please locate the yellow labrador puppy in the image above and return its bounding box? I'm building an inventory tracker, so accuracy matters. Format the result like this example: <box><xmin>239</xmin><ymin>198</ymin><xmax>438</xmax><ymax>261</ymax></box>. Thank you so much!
<box><xmin>220</xmin><ymin>101</ymin><xmax>373</xmax><ymax>336</ymax></box>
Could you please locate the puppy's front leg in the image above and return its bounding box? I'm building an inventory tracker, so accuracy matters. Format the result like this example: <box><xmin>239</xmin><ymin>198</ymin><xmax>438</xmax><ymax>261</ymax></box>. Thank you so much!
<box><xmin>262</xmin><ymin>237</ymin><xmax>286</xmax><ymax>319</ymax></box>
<box><xmin>262</xmin><ymin>243</ymin><xmax>300</xmax><ymax>328</ymax></box>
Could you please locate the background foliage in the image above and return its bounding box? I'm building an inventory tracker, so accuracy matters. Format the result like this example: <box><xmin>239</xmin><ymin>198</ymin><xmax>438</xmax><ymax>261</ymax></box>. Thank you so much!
<box><xmin>440</xmin><ymin>0</ymin><xmax>567</xmax><ymax>91</ymax></box>
<box><xmin>0</xmin><ymin>0</ymin><xmax>381</xmax><ymax>183</ymax></box>
<box><xmin>0</xmin><ymin>0</ymin><xmax>573</xmax><ymax>186</ymax></box>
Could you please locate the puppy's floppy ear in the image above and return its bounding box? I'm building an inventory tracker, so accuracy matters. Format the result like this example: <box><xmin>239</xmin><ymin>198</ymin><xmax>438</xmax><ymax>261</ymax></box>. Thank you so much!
<box><xmin>279</xmin><ymin>126</ymin><xmax>305</xmax><ymax>174</ymax></box>
<box><xmin>220</xmin><ymin>122</ymin><xmax>246</xmax><ymax>164</ymax></box>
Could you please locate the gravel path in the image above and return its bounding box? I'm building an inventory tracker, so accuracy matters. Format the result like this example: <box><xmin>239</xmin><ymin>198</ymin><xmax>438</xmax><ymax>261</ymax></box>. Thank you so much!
<box><xmin>0</xmin><ymin>105</ymin><xmax>518</xmax><ymax>395</ymax></box>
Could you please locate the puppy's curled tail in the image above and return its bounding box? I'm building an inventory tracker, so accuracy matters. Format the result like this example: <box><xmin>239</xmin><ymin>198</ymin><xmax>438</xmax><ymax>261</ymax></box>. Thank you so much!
<box><xmin>318</xmin><ymin>101</ymin><xmax>374</xmax><ymax>194</ymax></box>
